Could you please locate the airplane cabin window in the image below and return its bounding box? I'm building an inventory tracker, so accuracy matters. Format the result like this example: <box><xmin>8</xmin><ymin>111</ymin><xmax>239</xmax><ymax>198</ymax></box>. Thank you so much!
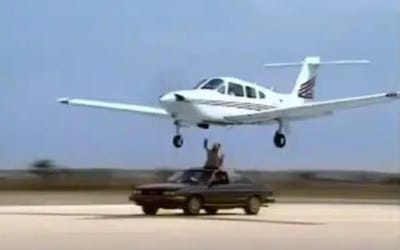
<box><xmin>258</xmin><ymin>91</ymin><xmax>266</xmax><ymax>99</ymax></box>
<box><xmin>217</xmin><ymin>85</ymin><xmax>226</xmax><ymax>94</ymax></box>
<box><xmin>228</xmin><ymin>82</ymin><xmax>244</xmax><ymax>97</ymax></box>
<box><xmin>245</xmin><ymin>86</ymin><xmax>257</xmax><ymax>98</ymax></box>
<box><xmin>201</xmin><ymin>78</ymin><xmax>224</xmax><ymax>90</ymax></box>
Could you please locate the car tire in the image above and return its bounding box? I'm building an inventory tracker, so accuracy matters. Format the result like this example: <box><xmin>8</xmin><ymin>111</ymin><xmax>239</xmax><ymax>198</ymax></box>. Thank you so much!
<box><xmin>142</xmin><ymin>206</ymin><xmax>158</xmax><ymax>215</ymax></box>
<box><xmin>204</xmin><ymin>208</ymin><xmax>218</xmax><ymax>215</ymax></box>
<box><xmin>244</xmin><ymin>196</ymin><xmax>261</xmax><ymax>215</ymax></box>
<box><xmin>183</xmin><ymin>196</ymin><xmax>202</xmax><ymax>215</ymax></box>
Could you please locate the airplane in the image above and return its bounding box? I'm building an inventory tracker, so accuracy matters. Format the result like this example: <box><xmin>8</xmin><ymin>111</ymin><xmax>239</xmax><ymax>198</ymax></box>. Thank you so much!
<box><xmin>57</xmin><ymin>56</ymin><xmax>400</xmax><ymax>149</ymax></box>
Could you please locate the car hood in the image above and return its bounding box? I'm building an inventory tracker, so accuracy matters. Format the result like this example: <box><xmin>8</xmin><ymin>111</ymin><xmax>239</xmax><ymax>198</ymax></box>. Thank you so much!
<box><xmin>137</xmin><ymin>183</ymin><xmax>186</xmax><ymax>190</ymax></box>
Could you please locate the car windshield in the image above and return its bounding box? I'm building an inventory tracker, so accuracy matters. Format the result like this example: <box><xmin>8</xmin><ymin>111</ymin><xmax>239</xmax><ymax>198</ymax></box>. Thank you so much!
<box><xmin>167</xmin><ymin>169</ymin><xmax>213</xmax><ymax>184</ymax></box>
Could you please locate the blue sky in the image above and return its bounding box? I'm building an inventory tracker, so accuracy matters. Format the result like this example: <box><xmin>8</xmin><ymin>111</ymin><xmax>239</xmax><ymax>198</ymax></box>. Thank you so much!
<box><xmin>0</xmin><ymin>0</ymin><xmax>399</xmax><ymax>171</ymax></box>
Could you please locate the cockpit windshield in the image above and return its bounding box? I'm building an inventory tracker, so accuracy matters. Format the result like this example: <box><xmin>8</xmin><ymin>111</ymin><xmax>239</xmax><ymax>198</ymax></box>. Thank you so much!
<box><xmin>167</xmin><ymin>169</ymin><xmax>212</xmax><ymax>185</ymax></box>
<box><xmin>193</xmin><ymin>79</ymin><xmax>207</xmax><ymax>89</ymax></box>
<box><xmin>201</xmin><ymin>78</ymin><xmax>224</xmax><ymax>90</ymax></box>
<box><xmin>193</xmin><ymin>78</ymin><xmax>224</xmax><ymax>90</ymax></box>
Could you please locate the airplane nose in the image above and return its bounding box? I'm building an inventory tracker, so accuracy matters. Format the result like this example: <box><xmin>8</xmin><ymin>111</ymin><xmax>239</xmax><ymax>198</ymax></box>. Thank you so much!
<box><xmin>160</xmin><ymin>92</ymin><xmax>187</xmax><ymax>103</ymax></box>
<box><xmin>159</xmin><ymin>92</ymin><xmax>175</xmax><ymax>103</ymax></box>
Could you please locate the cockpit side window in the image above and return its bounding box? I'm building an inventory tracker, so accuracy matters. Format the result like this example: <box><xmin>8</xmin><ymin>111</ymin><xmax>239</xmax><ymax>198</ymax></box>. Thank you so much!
<box><xmin>201</xmin><ymin>78</ymin><xmax>224</xmax><ymax>90</ymax></box>
<box><xmin>258</xmin><ymin>91</ymin><xmax>266</xmax><ymax>99</ymax></box>
<box><xmin>217</xmin><ymin>85</ymin><xmax>226</xmax><ymax>94</ymax></box>
<box><xmin>245</xmin><ymin>86</ymin><xmax>257</xmax><ymax>98</ymax></box>
<box><xmin>228</xmin><ymin>82</ymin><xmax>244</xmax><ymax>97</ymax></box>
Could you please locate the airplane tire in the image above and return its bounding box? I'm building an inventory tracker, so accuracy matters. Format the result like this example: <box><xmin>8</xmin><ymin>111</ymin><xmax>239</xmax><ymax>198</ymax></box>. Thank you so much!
<box><xmin>274</xmin><ymin>132</ymin><xmax>286</xmax><ymax>148</ymax></box>
<box><xmin>173</xmin><ymin>135</ymin><xmax>184</xmax><ymax>148</ymax></box>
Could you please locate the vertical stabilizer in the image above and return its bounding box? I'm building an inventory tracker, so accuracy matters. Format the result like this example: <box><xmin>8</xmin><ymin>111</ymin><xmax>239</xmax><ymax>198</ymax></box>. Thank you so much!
<box><xmin>291</xmin><ymin>56</ymin><xmax>320</xmax><ymax>101</ymax></box>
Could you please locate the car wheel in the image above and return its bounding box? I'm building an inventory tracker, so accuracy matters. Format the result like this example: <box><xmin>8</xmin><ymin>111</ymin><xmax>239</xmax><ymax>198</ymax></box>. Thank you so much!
<box><xmin>142</xmin><ymin>206</ymin><xmax>158</xmax><ymax>215</ymax></box>
<box><xmin>204</xmin><ymin>208</ymin><xmax>218</xmax><ymax>215</ymax></box>
<box><xmin>184</xmin><ymin>196</ymin><xmax>202</xmax><ymax>215</ymax></box>
<box><xmin>244</xmin><ymin>196</ymin><xmax>261</xmax><ymax>215</ymax></box>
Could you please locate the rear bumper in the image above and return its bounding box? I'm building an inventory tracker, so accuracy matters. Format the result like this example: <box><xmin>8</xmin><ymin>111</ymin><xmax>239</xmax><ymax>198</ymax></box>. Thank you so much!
<box><xmin>129</xmin><ymin>194</ymin><xmax>186</xmax><ymax>208</ymax></box>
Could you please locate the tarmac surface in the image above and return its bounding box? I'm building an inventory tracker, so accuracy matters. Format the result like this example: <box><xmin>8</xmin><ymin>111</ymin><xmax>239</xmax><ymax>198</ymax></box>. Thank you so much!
<box><xmin>0</xmin><ymin>203</ymin><xmax>399</xmax><ymax>250</ymax></box>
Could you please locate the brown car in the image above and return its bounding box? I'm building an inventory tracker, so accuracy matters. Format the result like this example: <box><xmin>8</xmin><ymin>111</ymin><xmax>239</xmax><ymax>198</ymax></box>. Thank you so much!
<box><xmin>129</xmin><ymin>168</ymin><xmax>274</xmax><ymax>215</ymax></box>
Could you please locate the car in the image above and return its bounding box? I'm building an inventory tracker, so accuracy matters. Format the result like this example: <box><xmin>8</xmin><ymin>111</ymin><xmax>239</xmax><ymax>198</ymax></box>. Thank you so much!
<box><xmin>129</xmin><ymin>168</ymin><xmax>274</xmax><ymax>216</ymax></box>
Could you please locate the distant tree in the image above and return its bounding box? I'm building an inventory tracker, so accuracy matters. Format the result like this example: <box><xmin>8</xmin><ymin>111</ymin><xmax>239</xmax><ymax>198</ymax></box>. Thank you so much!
<box><xmin>384</xmin><ymin>177</ymin><xmax>400</xmax><ymax>185</ymax></box>
<box><xmin>29</xmin><ymin>159</ymin><xmax>57</xmax><ymax>177</ymax></box>
<box><xmin>297</xmin><ymin>171</ymin><xmax>316</xmax><ymax>180</ymax></box>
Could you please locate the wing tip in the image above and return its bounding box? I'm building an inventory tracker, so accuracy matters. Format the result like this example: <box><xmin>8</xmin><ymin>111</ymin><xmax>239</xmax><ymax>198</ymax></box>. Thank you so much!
<box><xmin>57</xmin><ymin>97</ymin><xmax>70</xmax><ymax>104</ymax></box>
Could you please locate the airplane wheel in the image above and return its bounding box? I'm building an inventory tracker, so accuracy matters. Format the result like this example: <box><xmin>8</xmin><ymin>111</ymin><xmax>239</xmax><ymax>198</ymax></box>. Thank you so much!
<box><xmin>274</xmin><ymin>132</ymin><xmax>286</xmax><ymax>148</ymax></box>
<box><xmin>173</xmin><ymin>135</ymin><xmax>184</xmax><ymax>148</ymax></box>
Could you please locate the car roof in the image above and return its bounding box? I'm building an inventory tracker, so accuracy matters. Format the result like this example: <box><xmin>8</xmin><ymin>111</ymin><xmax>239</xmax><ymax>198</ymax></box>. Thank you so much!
<box><xmin>185</xmin><ymin>167</ymin><xmax>239</xmax><ymax>176</ymax></box>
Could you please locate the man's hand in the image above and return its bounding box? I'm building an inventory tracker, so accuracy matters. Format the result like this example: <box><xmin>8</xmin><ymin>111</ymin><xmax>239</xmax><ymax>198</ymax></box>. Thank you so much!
<box><xmin>203</xmin><ymin>138</ymin><xmax>208</xmax><ymax>149</ymax></box>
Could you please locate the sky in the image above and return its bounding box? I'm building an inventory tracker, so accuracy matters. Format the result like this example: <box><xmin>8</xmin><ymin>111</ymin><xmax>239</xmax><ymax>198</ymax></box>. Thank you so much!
<box><xmin>0</xmin><ymin>0</ymin><xmax>399</xmax><ymax>171</ymax></box>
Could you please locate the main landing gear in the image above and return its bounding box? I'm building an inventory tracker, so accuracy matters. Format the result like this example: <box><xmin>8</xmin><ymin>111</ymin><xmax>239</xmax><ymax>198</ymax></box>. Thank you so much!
<box><xmin>273</xmin><ymin>132</ymin><xmax>286</xmax><ymax>148</ymax></box>
<box><xmin>173</xmin><ymin>121</ymin><xmax>184</xmax><ymax>148</ymax></box>
<box><xmin>273</xmin><ymin>119</ymin><xmax>286</xmax><ymax>148</ymax></box>
<box><xmin>173</xmin><ymin>135</ymin><xmax>183</xmax><ymax>148</ymax></box>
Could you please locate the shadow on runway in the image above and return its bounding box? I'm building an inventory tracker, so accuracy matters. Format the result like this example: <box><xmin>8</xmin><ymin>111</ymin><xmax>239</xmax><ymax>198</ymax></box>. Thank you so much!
<box><xmin>0</xmin><ymin>211</ymin><xmax>324</xmax><ymax>226</ymax></box>
<box><xmin>91</xmin><ymin>213</ymin><xmax>324</xmax><ymax>225</ymax></box>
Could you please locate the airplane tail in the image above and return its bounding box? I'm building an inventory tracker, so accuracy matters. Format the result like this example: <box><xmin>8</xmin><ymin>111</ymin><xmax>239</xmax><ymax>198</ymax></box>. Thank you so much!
<box><xmin>264</xmin><ymin>56</ymin><xmax>370</xmax><ymax>103</ymax></box>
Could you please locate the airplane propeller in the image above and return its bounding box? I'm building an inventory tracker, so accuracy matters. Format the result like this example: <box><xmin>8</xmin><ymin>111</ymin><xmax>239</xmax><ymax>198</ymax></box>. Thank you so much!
<box><xmin>152</xmin><ymin>68</ymin><xmax>189</xmax><ymax>97</ymax></box>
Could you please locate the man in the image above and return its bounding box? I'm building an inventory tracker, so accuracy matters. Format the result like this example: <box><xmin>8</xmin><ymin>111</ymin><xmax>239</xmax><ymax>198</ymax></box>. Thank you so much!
<box><xmin>203</xmin><ymin>138</ymin><xmax>224</xmax><ymax>170</ymax></box>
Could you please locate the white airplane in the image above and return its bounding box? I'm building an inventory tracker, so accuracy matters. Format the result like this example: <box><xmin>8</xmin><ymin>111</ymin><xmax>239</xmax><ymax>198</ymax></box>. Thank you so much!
<box><xmin>58</xmin><ymin>56</ymin><xmax>400</xmax><ymax>149</ymax></box>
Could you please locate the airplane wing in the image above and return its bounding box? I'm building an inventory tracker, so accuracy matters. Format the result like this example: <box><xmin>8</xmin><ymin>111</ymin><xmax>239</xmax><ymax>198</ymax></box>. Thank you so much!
<box><xmin>224</xmin><ymin>92</ymin><xmax>400</xmax><ymax>124</ymax></box>
<box><xmin>57</xmin><ymin>97</ymin><xmax>170</xmax><ymax>118</ymax></box>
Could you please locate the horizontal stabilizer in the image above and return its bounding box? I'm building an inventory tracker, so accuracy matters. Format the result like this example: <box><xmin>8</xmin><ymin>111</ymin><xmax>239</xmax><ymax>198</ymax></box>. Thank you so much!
<box><xmin>263</xmin><ymin>58</ymin><xmax>370</xmax><ymax>68</ymax></box>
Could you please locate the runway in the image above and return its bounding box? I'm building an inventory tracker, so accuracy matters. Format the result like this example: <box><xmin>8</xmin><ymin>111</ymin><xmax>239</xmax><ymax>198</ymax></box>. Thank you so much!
<box><xmin>0</xmin><ymin>203</ymin><xmax>399</xmax><ymax>250</ymax></box>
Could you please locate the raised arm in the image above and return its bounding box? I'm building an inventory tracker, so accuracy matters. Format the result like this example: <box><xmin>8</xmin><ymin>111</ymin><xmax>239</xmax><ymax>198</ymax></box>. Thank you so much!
<box><xmin>203</xmin><ymin>138</ymin><xmax>209</xmax><ymax>150</ymax></box>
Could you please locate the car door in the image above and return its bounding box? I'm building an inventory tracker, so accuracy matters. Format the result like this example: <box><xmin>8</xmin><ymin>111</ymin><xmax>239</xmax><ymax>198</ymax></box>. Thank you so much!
<box><xmin>205</xmin><ymin>181</ymin><xmax>234</xmax><ymax>206</ymax></box>
<box><xmin>204</xmin><ymin>171</ymin><xmax>242</xmax><ymax>206</ymax></box>
<box><xmin>225</xmin><ymin>175</ymin><xmax>257</xmax><ymax>205</ymax></box>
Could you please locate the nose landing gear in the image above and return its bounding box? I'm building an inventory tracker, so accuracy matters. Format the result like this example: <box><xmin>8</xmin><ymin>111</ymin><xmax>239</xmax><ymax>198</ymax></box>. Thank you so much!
<box><xmin>173</xmin><ymin>121</ymin><xmax>184</xmax><ymax>148</ymax></box>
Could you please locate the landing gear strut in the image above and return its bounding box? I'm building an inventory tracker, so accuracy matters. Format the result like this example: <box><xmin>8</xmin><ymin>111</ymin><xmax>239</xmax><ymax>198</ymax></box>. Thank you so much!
<box><xmin>173</xmin><ymin>121</ymin><xmax>184</xmax><ymax>148</ymax></box>
<box><xmin>273</xmin><ymin>119</ymin><xmax>286</xmax><ymax>148</ymax></box>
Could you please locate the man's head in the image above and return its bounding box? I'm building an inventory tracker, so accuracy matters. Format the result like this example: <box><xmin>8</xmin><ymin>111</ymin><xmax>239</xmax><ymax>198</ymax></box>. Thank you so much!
<box><xmin>211</xmin><ymin>142</ymin><xmax>221</xmax><ymax>151</ymax></box>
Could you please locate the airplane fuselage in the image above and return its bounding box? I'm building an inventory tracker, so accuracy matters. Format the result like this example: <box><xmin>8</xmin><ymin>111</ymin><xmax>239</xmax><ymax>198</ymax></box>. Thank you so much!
<box><xmin>159</xmin><ymin>77</ymin><xmax>299</xmax><ymax>126</ymax></box>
